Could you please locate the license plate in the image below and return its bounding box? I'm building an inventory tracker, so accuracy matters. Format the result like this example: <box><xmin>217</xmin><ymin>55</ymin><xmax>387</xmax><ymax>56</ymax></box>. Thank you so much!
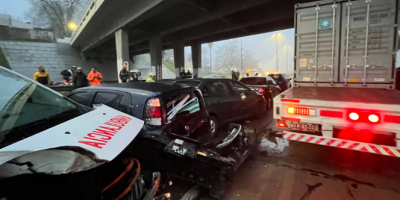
<box><xmin>172</xmin><ymin>145</ymin><xmax>188</xmax><ymax>155</ymax></box>
<box><xmin>289</xmin><ymin>122</ymin><xmax>319</xmax><ymax>132</ymax></box>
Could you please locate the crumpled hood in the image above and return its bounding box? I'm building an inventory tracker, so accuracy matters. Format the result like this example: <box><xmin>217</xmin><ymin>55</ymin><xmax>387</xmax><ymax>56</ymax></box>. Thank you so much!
<box><xmin>0</xmin><ymin>105</ymin><xmax>144</xmax><ymax>166</ymax></box>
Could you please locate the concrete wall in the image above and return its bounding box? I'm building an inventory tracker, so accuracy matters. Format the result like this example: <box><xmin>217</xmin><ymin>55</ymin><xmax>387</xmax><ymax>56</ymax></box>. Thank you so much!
<box><xmin>0</xmin><ymin>41</ymin><xmax>117</xmax><ymax>83</ymax></box>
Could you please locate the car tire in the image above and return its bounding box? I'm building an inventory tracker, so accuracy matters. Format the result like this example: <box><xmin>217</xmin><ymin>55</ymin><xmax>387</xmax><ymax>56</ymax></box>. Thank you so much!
<box><xmin>209</xmin><ymin>116</ymin><xmax>218</xmax><ymax>137</ymax></box>
<box><xmin>256</xmin><ymin>102</ymin><xmax>267</xmax><ymax>119</ymax></box>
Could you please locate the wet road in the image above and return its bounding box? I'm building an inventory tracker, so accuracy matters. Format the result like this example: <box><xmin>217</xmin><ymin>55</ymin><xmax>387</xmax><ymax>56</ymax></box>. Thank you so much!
<box><xmin>199</xmin><ymin>110</ymin><xmax>400</xmax><ymax>200</ymax></box>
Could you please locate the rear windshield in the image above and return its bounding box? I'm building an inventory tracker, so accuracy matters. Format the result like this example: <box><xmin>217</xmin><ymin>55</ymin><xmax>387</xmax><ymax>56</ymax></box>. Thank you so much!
<box><xmin>175</xmin><ymin>81</ymin><xmax>200</xmax><ymax>87</ymax></box>
<box><xmin>164</xmin><ymin>91</ymin><xmax>200</xmax><ymax>122</ymax></box>
<box><xmin>269</xmin><ymin>74</ymin><xmax>282</xmax><ymax>80</ymax></box>
<box><xmin>240</xmin><ymin>77</ymin><xmax>267</xmax><ymax>85</ymax></box>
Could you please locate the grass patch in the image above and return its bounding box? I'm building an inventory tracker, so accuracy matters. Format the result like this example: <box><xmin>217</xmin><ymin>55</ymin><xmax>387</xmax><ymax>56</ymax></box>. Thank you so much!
<box><xmin>163</xmin><ymin>60</ymin><xmax>175</xmax><ymax>73</ymax></box>
<box><xmin>0</xmin><ymin>45</ymin><xmax>10</xmax><ymax>69</ymax></box>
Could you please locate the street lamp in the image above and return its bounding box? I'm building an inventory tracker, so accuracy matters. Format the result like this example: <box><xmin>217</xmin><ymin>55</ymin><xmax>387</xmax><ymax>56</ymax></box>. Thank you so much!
<box><xmin>68</xmin><ymin>22</ymin><xmax>77</xmax><ymax>30</ymax></box>
<box><xmin>285</xmin><ymin>45</ymin><xmax>291</xmax><ymax>73</ymax></box>
<box><xmin>272</xmin><ymin>33</ymin><xmax>281</xmax><ymax>71</ymax></box>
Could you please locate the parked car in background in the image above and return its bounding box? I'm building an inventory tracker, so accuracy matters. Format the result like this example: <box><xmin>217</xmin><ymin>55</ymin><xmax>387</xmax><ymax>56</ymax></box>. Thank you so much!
<box><xmin>240</xmin><ymin>76</ymin><xmax>281</xmax><ymax>109</ymax></box>
<box><xmin>268</xmin><ymin>73</ymin><xmax>292</xmax><ymax>91</ymax></box>
<box><xmin>174</xmin><ymin>79</ymin><xmax>267</xmax><ymax>136</ymax></box>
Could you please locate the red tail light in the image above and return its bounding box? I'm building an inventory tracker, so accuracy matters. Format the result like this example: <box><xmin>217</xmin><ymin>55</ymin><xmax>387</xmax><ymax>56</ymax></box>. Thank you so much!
<box><xmin>145</xmin><ymin>98</ymin><xmax>162</xmax><ymax>126</ymax></box>
<box><xmin>258</xmin><ymin>87</ymin><xmax>264</xmax><ymax>95</ymax></box>
<box><xmin>347</xmin><ymin>111</ymin><xmax>380</xmax><ymax>124</ymax></box>
<box><xmin>349</xmin><ymin>112</ymin><xmax>359</xmax><ymax>121</ymax></box>
<box><xmin>368</xmin><ymin>114</ymin><xmax>379</xmax><ymax>123</ymax></box>
<box><xmin>278</xmin><ymin>121</ymin><xmax>286</xmax><ymax>128</ymax></box>
<box><xmin>147</xmin><ymin>107</ymin><xmax>161</xmax><ymax>118</ymax></box>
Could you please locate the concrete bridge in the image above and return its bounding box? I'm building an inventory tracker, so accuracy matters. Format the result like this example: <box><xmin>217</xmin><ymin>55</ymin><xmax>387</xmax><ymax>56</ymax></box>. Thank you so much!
<box><xmin>70</xmin><ymin>0</ymin><xmax>314</xmax><ymax>80</ymax></box>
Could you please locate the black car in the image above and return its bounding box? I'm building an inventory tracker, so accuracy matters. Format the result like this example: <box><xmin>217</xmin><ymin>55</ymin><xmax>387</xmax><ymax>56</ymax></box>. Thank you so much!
<box><xmin>174</xmin><ymin>79</ymin><xmax>267</xmax><ymax>136</ymax></box>
<box><xmin>67</xmin><ymin>82</ymin><xmax>257</xmax><ymax>198</ymax></box>
<box><xmin>67</xmin><ymin>82</ymin><xmax>212</xmax><ymax>142</ymax></box>
<box><xmin>240</xmin><ymin>76</ymin><xmax>281</xmax><ymax>109</ymax></box>
<box><xmin>268</xmin><ymin>73</ymin><xmax>292</xmax><ymax>91</ymax></box>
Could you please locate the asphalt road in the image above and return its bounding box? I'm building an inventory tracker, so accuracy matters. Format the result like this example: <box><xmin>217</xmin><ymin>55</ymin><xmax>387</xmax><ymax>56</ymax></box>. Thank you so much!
<box><xmin>198</xmin><ymin>110</ymin><xmax>400</xmax><ymax>200</ymax></box>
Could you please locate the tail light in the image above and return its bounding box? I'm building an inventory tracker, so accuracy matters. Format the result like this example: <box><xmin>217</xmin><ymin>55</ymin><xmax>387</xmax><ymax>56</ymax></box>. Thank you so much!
<box><xmin>349</xmin><ymin>112</ymin><xmax>359</xmax><ymax>121</ymax></box>
<box><xmin>145</xmin><ymin>98</ymin><xmax>162</xmax><ymax>126</ymax></box>
<box><xmin>278</xmin><ymin>121</ymin><xmax>286</xmax><ymax>128</ymax></box>
<box><xmin>258</xmin><ymin>87</ymin><xmax>264</xmax><ymax>95</ymax></box>
<box><xmin>287</xmin><ymin>106</ymin><xmax>316</xmax><ymax>116</ymax></box>
<box><xmin>347</xmin><ymin>111</ymin><xmax>380</xmax><ymax>123</ymax></box>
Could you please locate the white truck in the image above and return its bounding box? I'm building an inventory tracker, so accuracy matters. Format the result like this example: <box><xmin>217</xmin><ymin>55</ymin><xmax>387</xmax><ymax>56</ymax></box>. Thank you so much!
<box><xmin>273</xmin><ymin>0</ymin><xmax>400</xmax><ymax>157</ymax></box>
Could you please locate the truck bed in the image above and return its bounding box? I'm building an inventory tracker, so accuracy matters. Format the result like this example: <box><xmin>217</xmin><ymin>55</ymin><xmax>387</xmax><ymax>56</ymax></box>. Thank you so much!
<box><xmin>283</xmin><ymin>87</ymin><xmax>400</xmax><ymax>105</ymax></box>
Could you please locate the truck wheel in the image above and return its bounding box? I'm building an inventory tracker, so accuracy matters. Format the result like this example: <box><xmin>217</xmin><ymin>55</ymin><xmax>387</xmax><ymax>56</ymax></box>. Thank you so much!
<box><xmin>210</xmin><ymin>116</ymin><xmax>218</xmax><ymax>137</ymax></box>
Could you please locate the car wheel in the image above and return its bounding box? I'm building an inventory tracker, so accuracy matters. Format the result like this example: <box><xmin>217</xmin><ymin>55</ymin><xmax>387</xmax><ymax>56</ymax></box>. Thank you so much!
<box><xmin>209</xmin><ymin>116</ymin><xmax>218</xmax><ymax>137</ymax></box>
<box><xmin>256</xmin><ymin>102</ymin><xmax>267</xmax><ymax>119</ymax></box>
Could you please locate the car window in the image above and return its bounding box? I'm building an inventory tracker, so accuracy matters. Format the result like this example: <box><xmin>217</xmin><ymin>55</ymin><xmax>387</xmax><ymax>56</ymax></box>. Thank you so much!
<box><xmin>267</xmin><ymin>77</ymin><xmax>277</xmax><ymax>85</ymax></box>
<box><xmin>118</xmin><ymin>95</ymin><xmax>130</xmax><ymax>112</ymax></box>
<box><xmin>92</xmin><ymin>92</ymin><xmax>121</xmax><ymax>109</ymax></box>
<box><xmin>229</xmin><ymin>81</ymin><xmax>248</xmax><ymax>95</ymax></box>
<box><xmin>208</xmin><ymin>81</ymin><xmax>232</xmax><ymax>97</ymax></box>
<box><xmin>68</xmin><ymin>92</ymin><xmax>90</xmax><ymax>106</ymax></box>
<box><xmin>201</xmin><ymin>86</ymin><xmax>209</xmax><ymax>97</ymax></box>
<box><xmin>240</xmin><ymin>77</ymin><xmax>267</xmax><ymax>85</ymax></box>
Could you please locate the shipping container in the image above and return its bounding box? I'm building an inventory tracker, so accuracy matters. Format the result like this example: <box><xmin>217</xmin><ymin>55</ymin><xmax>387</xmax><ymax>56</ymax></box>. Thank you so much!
<box><xmin>294</xmin><ymin>0</ymin><xmax>398</xmax><ymax>89</ymax></box>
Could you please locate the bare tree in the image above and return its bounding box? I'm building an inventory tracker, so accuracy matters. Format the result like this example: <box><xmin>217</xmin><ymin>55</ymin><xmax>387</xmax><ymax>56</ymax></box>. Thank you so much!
<box><xmin>215</xmin><ymin>39</ymin><xmax>241</xmax><ymax>71</ymax></box>
<box><xmin>24</xmin><ymin>0</ymin><xmax>91</xmax><ymax>38</ymax></box>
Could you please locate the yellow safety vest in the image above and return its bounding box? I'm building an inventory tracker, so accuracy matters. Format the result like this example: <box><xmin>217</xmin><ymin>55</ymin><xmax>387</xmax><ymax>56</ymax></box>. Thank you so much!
<box><xmin>146</xmin><ymin>77</ymin><xmax>155</xmax><ymax>82</ymax></box>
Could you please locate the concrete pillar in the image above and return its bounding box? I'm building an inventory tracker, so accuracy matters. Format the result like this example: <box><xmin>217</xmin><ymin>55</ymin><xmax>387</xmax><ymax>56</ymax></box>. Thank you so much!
<box><xmin>150</xmin><ymin>36</ymin><xmax>162</xmax><ymax>81</ymax></box>
<box><xmin>191</xmin><ymin>42</ymin><xmax>202</xmax><ymax>78</ymax></box>
<box><xmin>115</xmin><ymin>29</ymin><xmax>130</xmax><ymax>83</ymax></box>
<box><xmin>173</xmin><ymin>41</ymin><xmax>185</xmax><ymax>77</ymax></box>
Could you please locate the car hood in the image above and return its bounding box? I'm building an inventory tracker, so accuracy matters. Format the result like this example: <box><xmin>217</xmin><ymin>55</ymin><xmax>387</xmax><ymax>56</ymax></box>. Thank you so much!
<box><xmin>0</xmin><ymin>105</ymin><xmax>144</xmax><ymax>166</ymax></box>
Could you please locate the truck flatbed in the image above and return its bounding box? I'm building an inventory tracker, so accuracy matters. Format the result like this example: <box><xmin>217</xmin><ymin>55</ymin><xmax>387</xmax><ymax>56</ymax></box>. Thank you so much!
<box><xmin>283</xmin><ymin>87</ymin><xmax>400</xmax><ymax>105</ymax></box>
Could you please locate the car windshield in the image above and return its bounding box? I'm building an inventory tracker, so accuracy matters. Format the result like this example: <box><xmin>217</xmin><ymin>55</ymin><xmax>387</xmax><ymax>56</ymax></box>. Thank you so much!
<box><xmin>269</xmin><ymin>74</ymin><xmax>281</xmax><ymax>80</ymax></box>
<box><xmin>175</xmin><ymin>81</ymin><xmax>200</xmax><ymax>87</ymax></box>
<box><xmin>0</xmin><ymin>67</ymin><xmax>81</xmax><ymax>148</ymax></box>
<box><xmin>240</xmin><ymin>77</ymin><xmax>267</xmax><ymax>85</ymax></box>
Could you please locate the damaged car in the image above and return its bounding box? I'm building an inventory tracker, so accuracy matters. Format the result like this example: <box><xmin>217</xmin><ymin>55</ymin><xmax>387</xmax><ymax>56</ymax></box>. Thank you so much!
<box><xmin>67</xmin><ymin>82</ymin><xmax>259</xmax><ymax>198</ymax></box>
<box><xmin>0</xmin><ymin>66</ymin><xmax>166</xmax><ymax>200</ymax></box>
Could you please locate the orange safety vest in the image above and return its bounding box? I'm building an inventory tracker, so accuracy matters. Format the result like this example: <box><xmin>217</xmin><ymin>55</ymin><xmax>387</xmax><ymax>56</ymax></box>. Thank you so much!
<box><xmin>88</xmin><ymin>71</ymin><xmax>103</xmax><ymax>86</ymax></box>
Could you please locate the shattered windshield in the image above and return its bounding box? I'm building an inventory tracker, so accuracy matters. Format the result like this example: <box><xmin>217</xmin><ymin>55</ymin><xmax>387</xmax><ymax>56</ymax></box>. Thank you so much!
<box><xmin>0</xmin><ymin>67</ymin><xmax>80</xmax><ymax>147</ymax></box>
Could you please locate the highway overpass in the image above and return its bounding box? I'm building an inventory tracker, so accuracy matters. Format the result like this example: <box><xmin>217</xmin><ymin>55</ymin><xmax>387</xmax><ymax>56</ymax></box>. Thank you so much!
<box><xmin>70</xmin><ymin>0</ymin><xmax>315</xmax><ymax>80</ymax></box>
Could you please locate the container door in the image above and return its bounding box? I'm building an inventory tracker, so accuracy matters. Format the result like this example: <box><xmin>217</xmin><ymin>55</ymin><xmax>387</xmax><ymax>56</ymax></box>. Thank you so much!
<box><xmin>340</xmin><ymin>0</ymin><xmax>397</xmax><ymax>87</ymax></box>
<box><xmin>295</xmin><ymin>2</ymin><xmax>341</xmax><ymax>85</ymax></box>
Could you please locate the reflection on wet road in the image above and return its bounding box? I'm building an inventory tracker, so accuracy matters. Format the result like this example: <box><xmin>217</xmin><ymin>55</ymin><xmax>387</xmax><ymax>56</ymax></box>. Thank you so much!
<box><xmin>200</xmin><ymin>110</ymin><xmax>400</xmax><ymax>200</ymax></box>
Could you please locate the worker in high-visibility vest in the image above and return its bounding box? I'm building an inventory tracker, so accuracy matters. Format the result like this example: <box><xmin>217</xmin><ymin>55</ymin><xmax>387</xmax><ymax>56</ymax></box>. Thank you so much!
<box><xmin>146</xmin><ymin>73</ymin><xmax>155</xmax><ymax>82</ymax></box>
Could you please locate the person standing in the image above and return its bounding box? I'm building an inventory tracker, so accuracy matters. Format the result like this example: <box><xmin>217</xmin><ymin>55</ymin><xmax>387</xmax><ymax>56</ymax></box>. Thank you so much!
<box><xmin>146</xmin><ymin>73</ymin><xmax>155</xmax><ymax>82</ymax></box>
<box><xmin>231</xmin><ymin>70</ymin><xmax>238</xmax><ymax>81</ymax></box>
<box><xmin>73</xmin><ymin>67</ymin><xmax>88</xmax><ymax>87</ymax></box>
<box><xmin>180</xmin><ymin>69</ymin><xmax>187</xmax><ymax>78</ymax></box>
<box><xmin>33</xmin><ymin>66</ymin><xmax>51</xmax><ymax>85</ymax></box>
<box><xmin>87</xmin><ymin>67</ymin><xmax>103</xmax><ymax>86</ymax></box>
<box><xmin>119</xmin><ymin>66</ymin><xmax>129</xmax><ymax>82</ymax></box>
<box><xmin>246</xmin><ymin>73</ymin><xmax>250</xmax><ymax>77</ymax></box>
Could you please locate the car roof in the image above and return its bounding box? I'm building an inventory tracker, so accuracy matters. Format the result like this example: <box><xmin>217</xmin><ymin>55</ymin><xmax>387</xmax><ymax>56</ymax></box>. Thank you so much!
<box><xmin>74</xmin><ymin>82</ymin><xmax>195</xmax><ymax>96</ymax></box>
<box><xmin>175</xmin><ymin>78</ymin><xmax>231</xmax><ymax>83</ymax></box>
<box><xmin>241</xmin><ymin>76</ymin><xmax>268</xmax><ymax>78</ymax></box>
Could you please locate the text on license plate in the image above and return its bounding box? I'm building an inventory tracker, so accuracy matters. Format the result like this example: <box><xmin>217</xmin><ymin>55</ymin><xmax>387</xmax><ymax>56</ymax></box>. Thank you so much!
<box><xmin>289</xmin><ymin>122</ymin><xmax>319</xmax><ymax>132</ymax></box>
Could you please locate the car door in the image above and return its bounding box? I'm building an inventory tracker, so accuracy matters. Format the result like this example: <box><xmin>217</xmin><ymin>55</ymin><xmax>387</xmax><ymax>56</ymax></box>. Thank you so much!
<box><xmin>228</xmin><ymin>81</ymin><xmax>257</xmax><ymax>118</ymax></box>
<box><xmin>206</xmin><ymin>81</ymin><xmax>238</xmax><ymax>123</ymax></box>
<box><xmin>91</xmin><ymin>91</ymin><xmax>132</xmax><ymax>114</ymax></box>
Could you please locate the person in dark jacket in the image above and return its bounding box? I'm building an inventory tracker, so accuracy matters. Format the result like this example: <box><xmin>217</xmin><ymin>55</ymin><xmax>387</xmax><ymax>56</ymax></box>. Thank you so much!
<box><xmin>231</xmin><ymin>70</ymin><xmax>238</xmax><ymax>80</ymax></box>
<box><xmin>119</xmin><ymin>66</ymin><xmax>129</xmax><ymax>82</ymax></box>
<box><xmin>33</xmin><ymin>66</ymin><xmax>51</xmax><ymax>85</ymax></box>
<box><xmin>72</xmin><ymin>67</ymin><xmax>88</xmax><ymax>87</ymax></box>
<box><xmin>180</xmin><ymin>69</ymin><xmax>187</xmax><ymax>78</ymax></box>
